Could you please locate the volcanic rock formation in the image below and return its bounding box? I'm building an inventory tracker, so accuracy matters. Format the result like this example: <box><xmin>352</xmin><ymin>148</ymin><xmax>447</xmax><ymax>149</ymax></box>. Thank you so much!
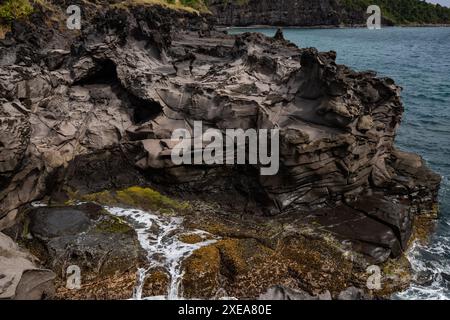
<box><xmin>0</xmin><ymin>1</ymin><xmax>441</xmax><ymax>299</ymax></box>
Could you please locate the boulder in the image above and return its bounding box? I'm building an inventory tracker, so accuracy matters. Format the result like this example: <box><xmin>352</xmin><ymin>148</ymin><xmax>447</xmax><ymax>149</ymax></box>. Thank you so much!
<box><xmin>0</xmin><ymin>232</ymin><xmax>55</xmax><ymax>300</ymax></box>
<box><xmin>25</xmin><ymin>203</ymin><xmax>145</xmax><ymax>283</ymax></box>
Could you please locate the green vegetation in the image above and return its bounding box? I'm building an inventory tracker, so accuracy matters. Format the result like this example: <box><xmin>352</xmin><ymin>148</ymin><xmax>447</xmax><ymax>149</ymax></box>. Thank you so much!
<box><xmin>171</xmin><ymin>0</ymin><xmax>208</xmax><ymax>12</ymax></box>
<box><xmin>0</xmin><ymin>0</ymin><xmax>33</xmax><ymax>36</ymax></box>
<box><xmin>94</xmin><ymin>215</ymin><xmax>133</xmax><ymax>234</ymax></box>
<box><xmin>209</xmin><ymin>0</ymin><xmax>450</xmax><ymax>25</ymax></box>
<box><xmin>0</xmin><ymin>0</ymin><xmax>34</xmax><ymax>23</ymax></box>
<box><xmin>341</xmin><ymin>0</ymin><xmax>450</xmax><ymax>24</ymax></box>
<box><xmin>2</xmin><ymin>0</ymin><xmax>449</xmax><ymax>27</ymax></box>
<box><xmin>0</xmin><ymin>0</ymin><xmax>209</xmax><ymax>25</ymax></box>
<box><xmin>116</xmin><ymin>0</ymin><xmax>209</xmax><ymax>13</ymax></box>
<box><xmin>81</xmin><ymin>186</ymin><xmax>191</xmax><ymax>214</ymax></box>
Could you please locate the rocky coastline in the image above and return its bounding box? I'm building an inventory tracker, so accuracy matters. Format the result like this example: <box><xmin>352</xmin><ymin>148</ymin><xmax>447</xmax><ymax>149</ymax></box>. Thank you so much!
<box><xmin>0</xmin><ymin>1</ymin><xmax>441</xmax><ymax>300</ymax></box>
<box><xmin>207</xmin><ymin>0</ymin><xmax>450</xmax><ymax>27</ymax></box>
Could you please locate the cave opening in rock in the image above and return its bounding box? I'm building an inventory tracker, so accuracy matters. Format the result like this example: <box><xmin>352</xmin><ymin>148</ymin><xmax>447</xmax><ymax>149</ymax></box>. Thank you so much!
<box><xmin>75</xmin><ymin>59</ymin><xmax>163</xmax><ymax>124</ymax></box>
<box><xmin>76</xmin><ymin>59</ymin><xmax>119</xmax><ymax>85</ymax></box>
<box><xmin>129</xmin><ymin>94</ymin><xmax>163</xmax><ymax>125</ymax></box>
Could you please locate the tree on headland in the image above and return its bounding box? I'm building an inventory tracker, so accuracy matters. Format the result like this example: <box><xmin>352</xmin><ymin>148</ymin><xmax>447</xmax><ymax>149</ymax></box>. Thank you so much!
<box><xmin>341</xmin><ymin>0</ymin><xmax>450</xmax><ymax>24</ymax></box>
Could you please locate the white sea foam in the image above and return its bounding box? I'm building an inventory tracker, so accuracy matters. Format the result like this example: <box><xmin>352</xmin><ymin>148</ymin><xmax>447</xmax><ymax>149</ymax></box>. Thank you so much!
<box><xmin>31</xmin><ymin>201</ymin><xmax>48</xmax><ymax>207</ymax></box>
<box><xmin>394</xmin><ymin>173</ymin><xmax>450</xmax><ymax>300</ymax></box>
<box><xmin>105</xmin><ymin>206</ymin><xmax>218</xmax><ymax>300</ymax></box>
<box><xmin>394</xmin><ymin>237</ymin><xmax>450</xmax><ymax>300</ymax></box>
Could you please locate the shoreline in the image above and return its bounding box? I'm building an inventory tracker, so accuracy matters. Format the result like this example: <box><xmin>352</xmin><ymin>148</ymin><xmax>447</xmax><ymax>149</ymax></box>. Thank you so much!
<box><xmin>219</xmin><ymin>23</ymin><xmax>450</xmax><ymax>31</ymax></box>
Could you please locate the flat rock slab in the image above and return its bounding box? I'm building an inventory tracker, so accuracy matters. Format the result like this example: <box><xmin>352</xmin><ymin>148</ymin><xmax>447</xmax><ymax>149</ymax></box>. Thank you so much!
<box><xmin>30</xmin><ymin>207</ymin><xmax>93</xmax><ymax>239</ymax></box>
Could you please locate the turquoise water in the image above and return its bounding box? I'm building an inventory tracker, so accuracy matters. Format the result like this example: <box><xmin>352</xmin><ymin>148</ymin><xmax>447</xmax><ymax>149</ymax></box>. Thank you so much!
<box><xmin>230</xmin><ymin>27</ymin><xmax>450</xmax><ymax>299</ymax></box>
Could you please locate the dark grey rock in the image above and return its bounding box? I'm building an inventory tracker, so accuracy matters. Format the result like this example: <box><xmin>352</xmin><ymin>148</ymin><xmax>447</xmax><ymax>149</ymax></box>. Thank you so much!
<box><xmin>26</xmin><ymin>204</ymin><xmax>145</xmax><ymax>281</ymax></box>
<box><xmin>29</xmin><ymin>207</ymin><xmax>93</xmax><ymax>239</ymax></box>
<box><xmin>337</xmin><ymin>287</ymin><xmax>371</xmax><ymax>300</ymax></box>
<box><xmin>207</xmin><ymin>0</ymin><xmax>394</xmax><ymax>27</ymax></box>
<box><xmin>259</xmin><ymin>285</ymin><xmax>332</xmax><ymax>300</ymax></box>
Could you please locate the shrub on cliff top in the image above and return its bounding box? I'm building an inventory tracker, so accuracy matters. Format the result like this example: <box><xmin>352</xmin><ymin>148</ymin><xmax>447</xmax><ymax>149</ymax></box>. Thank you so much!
<box><xmin>124</xmin><ymin>0</ymin><xmax>209</xmax><ymax>13</ymax></box>
<box><xmin>341</xmin><ymin>0</ymin><xmax>450</xmax><ymax>24</ymax></box>
<box><xmin>0</xmin><ymin>0</ymin><xmax>33</xmax><ymax>23</ymax></box>
<box><xmin>167</xmin><ymin>0</ymin><xmax>208</xmax><ymax>12</ymax></box>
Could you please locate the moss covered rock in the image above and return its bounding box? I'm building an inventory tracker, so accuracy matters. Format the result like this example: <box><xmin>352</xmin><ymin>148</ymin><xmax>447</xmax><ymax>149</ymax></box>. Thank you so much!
<box><xmin>179</xmin><ymin>233</ymin><xmax>209</xmax><ymax>244</ymax></box>
<box><xmin>278</xmin><ymin>235</ymin><xmax>354</xmax><ymax>295</ymax></box>
<box><xmin>179</xmin><ymin>204</ymin><xmax>413</xmax><ymax>299</ymax></box>
<box><xmin>80</xmin><ymin>186</ymin><xmax>191</xmax><ymax>214</ymax></box>
<box><xmin>142</xmin><ymin>269</ymin><xmax>170</xmax><ymax>297</ymax></box>
<box><xmin>0</xmin><ymin>0</ymin><xmax>33</xmax><ymax>24</ymax></box>
<box><xmin>54</xmin><ymin>270</ymin><xmax>137</xmax><ymax>300</ymax></box>
<box><xmin>19</xmin><ymin>203</ymin><xmax>146</xmax><ymax>298</ymax></box>
<box><xmin>94</xmin><ymin>215</ymin><xmax>134</xmax><ymax>234</ymax></box>
<box><xmin>181</xmin><ymin>246</ymin><xmax>221</xmax><ymax>298</ymax></box>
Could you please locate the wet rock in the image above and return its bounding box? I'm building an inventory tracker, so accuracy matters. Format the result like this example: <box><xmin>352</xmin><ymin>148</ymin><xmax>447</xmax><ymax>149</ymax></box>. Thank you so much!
<box><xmin>142</xmin><ymin>269</ymin><xmax>170</xmax><ymax>297</ymax></box>
<box><xmin>259</xmin><ymin>286</ymin><xmax>332</xmax><ymax>300</ymax></box>
<box><xmin>274</xmin><ymin>28</ymin><xmax>285</xmax><ymax>41</ymax></box>
<box><xmin>181</xmin><ymin>245</ymin><xmax>221</xmax><ymax>299</ymax></box>
<box><xmin>29</xmin><ymin>207</ymin><xmax>93</xmax><ymax>239</ymax></box>
<box><xmin>337</xmin><ymin>287</ymin><xmax>370</xmax><ymax>300</ymax></box>
<box><xmin>23</xmin><ymin>203</ymin><xmax>146</xmax><ymax>292</ymax></box>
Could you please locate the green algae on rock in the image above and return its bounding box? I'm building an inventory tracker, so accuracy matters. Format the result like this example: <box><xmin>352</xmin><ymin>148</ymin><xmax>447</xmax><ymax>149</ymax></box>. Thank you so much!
<box><xmin>179</xmin><ymin>203</ymin><xmax>418</xmax><ymax>299</ymax></box>
<box><xmin>0</xmin><ymin>0</ymin><xmax>33</xmax><ymax>24</ymax></box>
<box><xmin>14</xmin><ymin>203</ymin><xmax>146</xmax><ymax>299</ymax></box>
<box><xmin>81</xmin><ymin>187</ymin><xmax>191</xmax><ymax>214</ymax></box>
<box><xmin>181</xmin><ymin>245</ymin><xmax>221</xmax><ymax>298</ymax></box>
<box><xmin>94</xmin><ymin>215</ymin><xmax>134</xmax><ymax>234</ymax></box>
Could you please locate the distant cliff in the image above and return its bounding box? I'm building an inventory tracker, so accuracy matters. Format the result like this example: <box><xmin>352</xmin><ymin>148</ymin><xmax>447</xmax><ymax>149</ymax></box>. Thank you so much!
<box><xmin>206</xmin><ymin>0</ymin><xmax>450</xmax><ymax>26</ymax></box>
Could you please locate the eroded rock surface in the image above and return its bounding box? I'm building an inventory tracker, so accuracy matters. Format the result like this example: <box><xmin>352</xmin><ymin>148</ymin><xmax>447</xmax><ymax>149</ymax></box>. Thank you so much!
<box><xmin>0</xmin><ymin>232</ymin><xmax>55</xmax><ymax>299</ymax></box>
<box><xmin>0</xmin><ymin>1</ymin><xmax>441</xmax><ymax>299</ymax></box>
<box><xmin>5</xmin><ymin>202</ymin><xmax>146</xmax><ymax>299</ymax></box>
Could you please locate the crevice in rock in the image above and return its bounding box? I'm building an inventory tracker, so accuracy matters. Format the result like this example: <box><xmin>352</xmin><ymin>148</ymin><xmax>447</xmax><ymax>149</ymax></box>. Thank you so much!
<box><xmin>75</xmin><ymin>60</ymin><xmax>118</xmax><ymax>86</ymax></box>
<box><xmin>74</xmin><ymin>59</ymin><xmax>163</xmax><ymax>125</ymax></box>
<box><xmin>130</xmin><ymin>96</ymin><xmax>162</xmax><ymax>125</ymax></box>
<box><xmin>344</xmin><ymin>202</ymin><xmax>404</xmax><ymax>253</ymax></box>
